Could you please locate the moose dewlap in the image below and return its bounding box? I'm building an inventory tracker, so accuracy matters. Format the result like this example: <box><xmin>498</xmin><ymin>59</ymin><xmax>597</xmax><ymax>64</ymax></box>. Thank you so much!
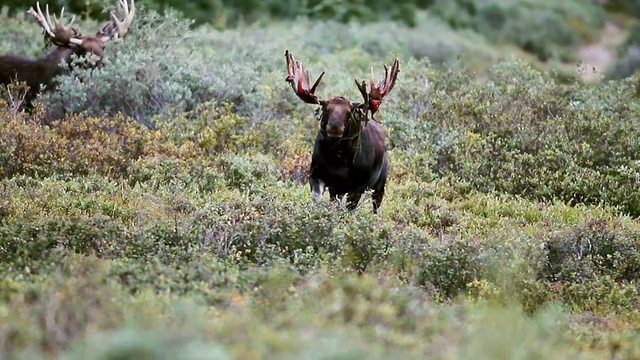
<box><xmin>284</xmin><ymin>50</ymin><xmax>399</xmax><ymax>213</ymax></box>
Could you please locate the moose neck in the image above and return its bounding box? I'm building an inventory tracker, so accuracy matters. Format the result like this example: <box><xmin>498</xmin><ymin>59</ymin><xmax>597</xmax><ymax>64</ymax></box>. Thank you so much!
<box><xmin>40</xmin><ymin>46</ymin><xmax>75</xmax><ymax>68</ymax></box>
<box><xmin>31</xmin><ymin>46</ymin><xmax>76</xmax><ymax>89</ymax></box>
<box><xmin>319</xmin><ymin>119</ymin><xmax>366</xmax><ymax>165</ymax></box>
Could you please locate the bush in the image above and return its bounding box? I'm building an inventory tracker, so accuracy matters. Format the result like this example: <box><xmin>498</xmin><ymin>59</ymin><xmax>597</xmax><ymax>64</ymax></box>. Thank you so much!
<box><xmin>542</xmin><ymin>218</ymin><xmax>640</xmax><ymax>284</ymax></box>
<box><xmin>416</xmin><ymin>238</ymin><xmax>484</xmax><ymax>298</ymax></box>
<box><xmin>0</xmin><ymin>256</ymin><xmax>125</xmax><ymax>354</ymax></box>
<box><xmin>393</xmin><ymin>59</ymin><xmax>640</xmax><ymax>215</ymax></box>
<box><xmin>0</xmin><ymin>111</ymin><xmax>165</xmax><ymax>180</ymax></box>
<box><xmin>0</xmin><ymin>216</ymin><xmax>124</xmax><ymax>273</ymax></box>
<box><xmin>43</xmin><ymin>9</ymin><xmax>216</xmax><ymax>126</ymax></box>
<box><xmin>0</xmin><ymin>0</ymin><xmax>432</xmax><ymax>27</ymax></box>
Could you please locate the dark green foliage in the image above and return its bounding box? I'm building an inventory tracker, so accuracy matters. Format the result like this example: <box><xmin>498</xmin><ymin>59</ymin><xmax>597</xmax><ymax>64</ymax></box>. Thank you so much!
<box><xmin>605</xmin><ymin>0</ymin><xmax>640</xmax><ymax>16</ymax></box>
<box><xmin>0</xmin><ymin>0</ymin><xmax>430</xmax><ymax>27</ymax></box>
<box><xmin>0</xmin><ymin>0</ymin><xmax>112</xmax><ymax>26</ymax></box>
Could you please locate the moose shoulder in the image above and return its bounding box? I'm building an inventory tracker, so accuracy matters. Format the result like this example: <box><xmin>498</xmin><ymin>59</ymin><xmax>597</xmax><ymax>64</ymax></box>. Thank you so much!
<box><xmin>284</xmin><ymin>50</ymin><xmax>399</xmax><ymax>212</ymax></box>
<box><xmin>0</xmin><ymin>0</ymin><xmax>135</xmax><ymax>107</ymax></box>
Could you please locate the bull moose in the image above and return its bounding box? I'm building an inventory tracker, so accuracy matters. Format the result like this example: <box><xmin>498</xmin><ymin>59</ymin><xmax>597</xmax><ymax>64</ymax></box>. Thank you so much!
<box><xmin>0</xmin><ymin>0</ymin><xmax>135</xmax><ymax>107</ymax></box>
<box><xmin>284</xmin><ymin>50</ymin><xmax>399</xmax><ymax>212</ymax></box>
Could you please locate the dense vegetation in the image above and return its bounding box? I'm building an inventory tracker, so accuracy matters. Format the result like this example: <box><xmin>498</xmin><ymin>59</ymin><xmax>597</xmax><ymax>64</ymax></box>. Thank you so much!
<box><xmin>1</xmin><ymin>1</ymin><xmax>640</xmax><ymax>359</ymax></box>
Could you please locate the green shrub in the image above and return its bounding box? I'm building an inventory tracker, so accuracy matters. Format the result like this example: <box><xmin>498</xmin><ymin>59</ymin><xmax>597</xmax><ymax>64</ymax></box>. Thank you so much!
<box><xmin>63</xmin><ymin>327</ymin><xmax>232</xmax><ymax>360</ymax></box>
<box><xmin>416</xmin><ymin>238</ymin><xmax>484</xmax><ymax>298</ymax></box>
<box><xmin>43</xmin><ymin>9</ymin><xmax>214</xmax><ymax>126</ymax></box>
<box><xmin>0</xmin><ymin>13</ymin><xmax>46</xmax><ymax>57</ymax></box>
<box><xmin>542</xmin><ymin>218</ymin><xmax>640</xmax><ymax>284</ymax></box>
<box><xmin>0</xmin><ymin>111</ymin><xmax>165</xmax><ymax>180</ymax></box>
<box><xmin>396</xmin><ymin>59</ymin><xmax>640</xmax><ymax>215</ymax></box>
<box><xmin>0</xmin><ymin>256</ymin><xmax>125</xmax><ymax>355</ymax></box>
<box><xmin>610</xmin><ymin>22</ymin><xmax>640</xmax><ymax>79</ymax></box>
<box><xmin>0</xmin><ymin>216</ymin><xmax>125</xmax><ymax>273</ymax></box>
<box><xmin>218</xmin><ymin>153</ymin><xmax>281</xmax><ymax>190</ymax></box>
<box><xmin>155</xmin><ymin>101</ymin><xmax>262</xmax><ymax>155</ymax></box>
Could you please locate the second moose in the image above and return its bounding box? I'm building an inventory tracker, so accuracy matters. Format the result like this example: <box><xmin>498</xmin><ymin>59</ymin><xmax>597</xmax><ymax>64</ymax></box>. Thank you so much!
<box><xmin>0</xmin><ymin>0</ymin><xmax>135</xmax><ymax>107</ymax></box>
<box><xmin>285</xmin><ymin>50</ymin><xmax>399</xmax><ymax>213</ymax></box>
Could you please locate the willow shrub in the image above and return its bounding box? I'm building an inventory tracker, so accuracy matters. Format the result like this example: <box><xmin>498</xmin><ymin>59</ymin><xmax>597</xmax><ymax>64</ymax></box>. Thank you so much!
<box><xmin>388</xmin><ymin>58</ymin><xmax>640</xmax><ymax>216</ymax></box>
<box><xmin>0</xmin><ymin>106</ymin><xmax>165</xmax><ymax>180</ymax></box>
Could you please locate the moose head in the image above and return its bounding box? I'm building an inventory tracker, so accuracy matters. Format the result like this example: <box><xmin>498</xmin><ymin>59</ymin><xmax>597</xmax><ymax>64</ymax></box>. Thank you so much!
<box><xmin>28</xmin><ymin>0</ymin><xmax>135</xmax><ymax>59</ymax></box>
<box><xmin>285</xmin><ymin>50</ymin><xmax>399</xmax><ymax>139</ymax></box>
<box><xmin>284</xmin><ymin>50</ymin><xmax>400</xmax><ymax>212</ymax></box>
<box><xmin>0</xmin><ymin>0</ymin><xmax>135</xmax><ymax>108</ymax></box>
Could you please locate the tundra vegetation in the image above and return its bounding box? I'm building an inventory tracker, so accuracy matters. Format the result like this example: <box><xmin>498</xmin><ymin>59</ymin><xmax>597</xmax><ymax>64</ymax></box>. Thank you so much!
<box><xmin>1</xmin><ymin>1</ymin><xmax>640</xmax><ymax>359</ymax></box>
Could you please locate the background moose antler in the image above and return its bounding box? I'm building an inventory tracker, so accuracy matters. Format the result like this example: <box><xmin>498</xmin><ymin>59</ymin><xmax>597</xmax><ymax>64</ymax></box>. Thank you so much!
<box><xmin>0</xmin><ymin>0</ymin><xmax>135</xmax><ymax>110</ymax></box>
<box><xmin>29</xmin><ymin>0</ymin><xmax>136</xmax><ymax>56</ymax></box>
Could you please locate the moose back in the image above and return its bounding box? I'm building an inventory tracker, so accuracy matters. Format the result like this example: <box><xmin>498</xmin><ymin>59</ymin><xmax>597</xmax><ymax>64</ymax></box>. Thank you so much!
<box><xmin>284</xmin><ymin>50</ymin><xmax>399</xmax><ymax>212</ymax></box>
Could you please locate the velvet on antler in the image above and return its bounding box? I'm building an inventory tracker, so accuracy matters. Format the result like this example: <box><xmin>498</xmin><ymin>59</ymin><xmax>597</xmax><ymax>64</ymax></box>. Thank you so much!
<box><xmin>285</xmin><ymin>50</ymin><xmax>326</xmax><ymax>105</ymax></box>
<box><xmin>355</xmin><ymin>58</ymin><xmax>400</xmax><ymax>117</ymax></box>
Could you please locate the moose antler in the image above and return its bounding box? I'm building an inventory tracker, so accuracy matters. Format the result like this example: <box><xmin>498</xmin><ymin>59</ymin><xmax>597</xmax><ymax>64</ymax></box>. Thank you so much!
<box><xmin>355</xmin><ymin>58</ymin><xmax>400</xmax><ymax>116</ymax></box>
<box><xmin>97</xmin><ymin>0</ymin><xmax>136</xmax><ymax>40</ymax></box>
<box><xmin>285</xmin><ymin>50</ymin><xmax>326</xmax><ymax>105</ymax></box>
<box><xmin>29</xmin><ymin>0</ymin><xmax>135</xmax><ymax>48</ymax></box>
<box><xmin>28</xmin><ymin>2</ymin><xmax>83</xmax><ymax>48</ymax></box>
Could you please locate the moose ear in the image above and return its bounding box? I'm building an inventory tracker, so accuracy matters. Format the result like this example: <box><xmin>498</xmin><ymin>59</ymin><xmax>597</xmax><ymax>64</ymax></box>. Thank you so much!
<box><xmin>350</xmin><ymin>101</ymin><xmax>368</xmax><ymax>117</ymax></box>
<box><xmin>350</xmin><ymin>101</ymin><xmax>364</xmax><ymax>109</ymax></box>
<box><xmin>313</xmin><ymin>107</ymin><xmax>323</xmax><ymax>121</ymax></box>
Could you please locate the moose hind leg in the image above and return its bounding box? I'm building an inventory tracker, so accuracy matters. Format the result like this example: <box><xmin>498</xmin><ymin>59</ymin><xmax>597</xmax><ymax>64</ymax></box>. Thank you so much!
<box><xmin>372</xmin><ymin>187</ymin><xmax>385</xmax><ymax>213</ymax></box>
<box><xmin>371</xmin><ymin>158</ymin><xmax>388</xmax><ymax>213</ymax></box>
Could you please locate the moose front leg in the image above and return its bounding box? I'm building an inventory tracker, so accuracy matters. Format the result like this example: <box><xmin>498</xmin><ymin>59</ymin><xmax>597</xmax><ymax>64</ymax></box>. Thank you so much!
<box><xmin>309</xmin><ymin>177</ymin><xmax>325</xmax><ymax>202</ymax></box>
<box><xmin>324</xmin><ymin>189</ymin><xmax>361</xmax><ymax>211</ymax></box>
<box><xmin>346</xmin><ymin>191</ymin><xmax>364</xmax><ymax>211</ymax></box>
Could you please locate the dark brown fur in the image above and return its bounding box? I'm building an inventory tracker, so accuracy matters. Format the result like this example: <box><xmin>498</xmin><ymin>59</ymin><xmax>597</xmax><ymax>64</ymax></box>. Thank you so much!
<box><xmin>0</xmin><ymin>47</ymin><xmax>70</xmax><ymax>104</ymax></box>
<box><xmin>310</xmin><ymin>97</ymin><xmax>388</xmax><ymax>212</ymax></box>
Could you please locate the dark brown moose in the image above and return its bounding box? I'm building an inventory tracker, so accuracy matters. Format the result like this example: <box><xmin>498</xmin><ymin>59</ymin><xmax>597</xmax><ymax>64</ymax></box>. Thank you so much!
<box><xmin>284</xmin><ymin>50</ymin><xmax>399</xmax><ymax>212</ymax></box>
<box><xmin>0</xmin><ymin>0</ymin><xmax>135</xmax><ymax>106</ymax></box>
